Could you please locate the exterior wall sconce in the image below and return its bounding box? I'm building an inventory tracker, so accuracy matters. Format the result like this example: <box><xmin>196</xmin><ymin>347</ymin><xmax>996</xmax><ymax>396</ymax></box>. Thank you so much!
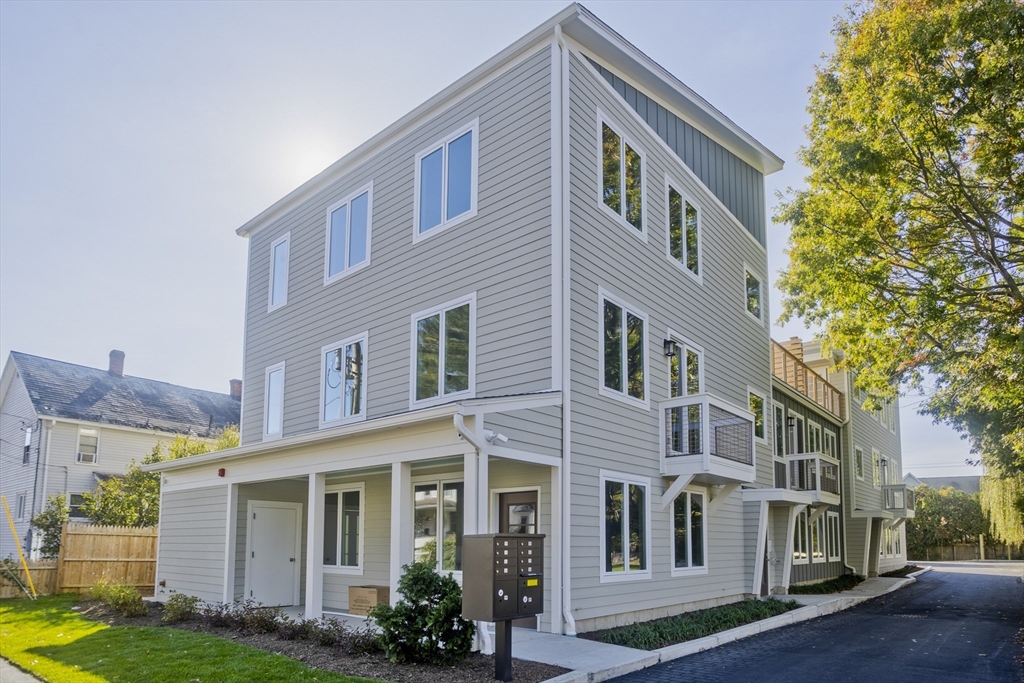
<box><xmin>786</xmin><ymin>416</ymin><xmax>796</xmax><ymax>428</ymax></box>
<box><xmin>663</xmin><ymin>339</ymin><xmax>677</xmax><ymax>357</ymax></box>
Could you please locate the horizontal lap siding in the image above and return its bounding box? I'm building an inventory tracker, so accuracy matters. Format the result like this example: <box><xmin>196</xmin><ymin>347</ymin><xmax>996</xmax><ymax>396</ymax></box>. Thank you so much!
<box><xmin>322</xmin><ymin>472</ymin><xmax>390</xmax><ymax>612</ymax></box>
<box><xmin>484</xmin><ymin>406</ymin><xmax>562</xmax><ymax>460</ymax></box>
<box><xmin>157</xmin><ymin>486</ymin><xmax>227</xmax><ymax>603</ymax></box>
<box><xmin>0</xmin><ymin>375</ymin><xmax>38</xmax><ymax>558</ymax></box>
<box><xmin>234</xmin><ymin>480</ymin><xmax>308</xmax><ymax>601</ymax></box>
<box><xmin>566</xmin><ymin>51</ymin><xmax>771</xmax><ymax>626</ymax></box>
<box><xmin>241</xmin><ymin>46</ymin><xmax>553</xmax><ymax>445</ymax></box>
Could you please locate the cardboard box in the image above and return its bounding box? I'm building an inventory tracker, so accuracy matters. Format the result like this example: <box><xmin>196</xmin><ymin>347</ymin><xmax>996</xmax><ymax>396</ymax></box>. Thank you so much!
<box><xmin>348</xmin><ymin>585</ymin><xmax>390</xmax><ymax>616</ymax></box>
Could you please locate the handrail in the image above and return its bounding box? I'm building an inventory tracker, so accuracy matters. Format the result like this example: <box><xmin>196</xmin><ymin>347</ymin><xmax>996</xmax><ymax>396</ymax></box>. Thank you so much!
<box><xmin>771</xmin><ymin>340</ymin><xmax>845</xmax><ymax>420</ymax></box>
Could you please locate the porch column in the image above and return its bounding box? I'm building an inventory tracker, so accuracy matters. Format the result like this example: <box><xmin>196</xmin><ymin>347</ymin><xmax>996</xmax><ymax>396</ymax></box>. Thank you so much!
<box><xmin>222</xmin><ymin>483</ymin><xmax>239</xmax><ymax>603</ymax></box>
<box><xmin>464</xmin><ymin>450</ymin><xmax>480</xmax><ymax>536</ymax></box>
<box><xmin>752</xmin><ymin>500</ymin><xmax>769</xmax><ymax>595</ymax></box>
<box><xmin>549</xmin><ymin>464</ymin><xmax>563</xmax><ymax>635</ymax></box>
<box><xmin>389</xmin><ymin>461</ymin><xmax>412</xmax><ymax>604</ymax></box>
<box><xmin>781</xmin><ymin>503</ymin><xmax>807</xmax><ymax>591</ymax></box>
<box><xmin>304</xmin><ymin>472</ymin><xmax>325</xmax><ymax>619</ymax></box>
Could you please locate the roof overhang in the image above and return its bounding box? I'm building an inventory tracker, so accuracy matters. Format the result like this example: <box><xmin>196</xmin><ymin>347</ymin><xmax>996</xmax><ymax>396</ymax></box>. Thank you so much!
<box><xmin>236</xmin><ymin>3</ymin><xmax>782</xmax><ymax>239</ymax></box>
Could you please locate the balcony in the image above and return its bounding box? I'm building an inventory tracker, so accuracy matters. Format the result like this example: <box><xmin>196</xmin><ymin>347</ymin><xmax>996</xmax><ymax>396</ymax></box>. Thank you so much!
<box><xmin>771</xmin><ymin>340</ymin><xmax>844</xmax><ymax>420</ymax></box>
<box><xmin>786</xmin><ymin>452</ymin><xmax>841</xmax><ymax>506</ymax></box>
<box><xmin>883</xmin><ymin>484</ymin><xmax>916</xmax><ymax>518</ymax></box>
<box><xmin>660</xmin><ymin>393</ymin><xmax>756</xmax><ymax>485</ymax></box>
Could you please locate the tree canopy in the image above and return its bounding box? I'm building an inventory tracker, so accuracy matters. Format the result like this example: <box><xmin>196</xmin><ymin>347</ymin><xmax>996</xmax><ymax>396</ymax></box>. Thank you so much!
<box><xmin>775</xmin><ymin>0</ymin><xmax>1024</xmax><ymax>538</ymax></box>
<box><xmin>81</xmin><ymin>426</ymin><xmax>239</xmax><ymax>527</ymax></box>
<box><xmin>906</xmin><ymin>484</ymin><xmax>988</xmax><ymax>557</ymax></box>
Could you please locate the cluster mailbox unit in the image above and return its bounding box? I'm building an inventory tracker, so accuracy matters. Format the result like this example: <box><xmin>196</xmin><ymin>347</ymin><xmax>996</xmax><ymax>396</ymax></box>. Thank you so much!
<box><xmin>463</xmin><ymin>534</ymin><xmax>545</xmax><ymax>681</ymax></box>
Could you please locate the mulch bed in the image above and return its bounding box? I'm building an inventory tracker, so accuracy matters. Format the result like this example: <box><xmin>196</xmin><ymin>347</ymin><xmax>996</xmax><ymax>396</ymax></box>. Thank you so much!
<box><xmin>76</xmin><ymin>600</ymin><xmax>568</xmax><ymax>683</ymax></box>
<box><xmin>878</xmin><ymin>564</ymin><xmax>923</xmax><ymax>578</ymax></box>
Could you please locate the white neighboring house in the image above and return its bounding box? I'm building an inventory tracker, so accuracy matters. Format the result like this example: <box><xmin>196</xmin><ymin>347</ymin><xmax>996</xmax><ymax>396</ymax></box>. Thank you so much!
<box><xmin>0</xmin><ymin>350</ymin><xmax>241</xmax><ymax>560</ymax></box>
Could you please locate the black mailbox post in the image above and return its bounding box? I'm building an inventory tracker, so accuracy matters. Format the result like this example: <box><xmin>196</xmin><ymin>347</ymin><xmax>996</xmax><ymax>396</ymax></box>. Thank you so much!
<box><xmin>462</xmin><ymin>533</ymin><xmax>544</xmax><ymax>682</ymax></box>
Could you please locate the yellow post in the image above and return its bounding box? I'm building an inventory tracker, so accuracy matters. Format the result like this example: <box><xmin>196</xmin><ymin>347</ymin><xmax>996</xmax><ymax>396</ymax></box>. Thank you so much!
<box><xmin>1</xmin><ymin>495</ymin><xmax>37</xmax><ymax>598</ymax></box>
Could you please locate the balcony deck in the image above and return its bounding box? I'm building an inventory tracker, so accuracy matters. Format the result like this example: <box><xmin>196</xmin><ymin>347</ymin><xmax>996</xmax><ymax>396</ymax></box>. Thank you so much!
<box><xmin>786</xmin><ymin>452</ymin><xmax>841</xmax><ymax>506</ymax></box>
<box><xmin>771</xmin><ymin>340</ymin><xmax>844</xmax><ymax>421</ymax></box>
<box><xmin>883</xmin><ymin>484</ymin><xmax>916</xmax><ymax>518</ymax></box>
<box><xmin>660</xmin><ymin>393</ymin><xmax>756</xmax><ymax>485</ymax></box>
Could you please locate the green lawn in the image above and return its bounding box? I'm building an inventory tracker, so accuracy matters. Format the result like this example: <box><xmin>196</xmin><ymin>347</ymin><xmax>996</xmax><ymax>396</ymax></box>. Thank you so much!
<box><xmin>0</xmin><ymin>595</ymin><xmax>379</xmax><ymax>683</ymax></box>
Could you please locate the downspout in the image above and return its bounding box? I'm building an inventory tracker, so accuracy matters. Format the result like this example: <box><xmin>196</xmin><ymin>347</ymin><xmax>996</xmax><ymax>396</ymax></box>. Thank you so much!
<box><xmin>38</xmin><ymin>419</ymin><xmax>55</xmax><ymax>513</ymax></box>
<box><xmin>30</xmin><ymin>418</ymin><xmax>43</xmax><ymax>519</ymax></box>
<box><xmin>554</xmin><ymin>23</ymin><xmax>576</xmax><ymax>637</ymax></box>
<box><xmin>452</xmin><ymin>413</ymin><xmax>493</xmax><ymax>654</ymax></box>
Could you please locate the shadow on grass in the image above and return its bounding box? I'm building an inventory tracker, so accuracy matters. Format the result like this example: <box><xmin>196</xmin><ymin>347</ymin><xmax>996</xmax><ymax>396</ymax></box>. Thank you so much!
<box><xmin>2</xmin><ymin>594</ymin><xmax>84</xmax><ymax>628</ymax></box>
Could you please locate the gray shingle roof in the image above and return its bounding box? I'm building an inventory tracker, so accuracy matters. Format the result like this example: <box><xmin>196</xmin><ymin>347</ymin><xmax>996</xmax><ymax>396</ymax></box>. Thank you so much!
<box><xmin>11</xmin><ymin>351</ymin><xmax>240</xmax><ymax>436</ymax></box>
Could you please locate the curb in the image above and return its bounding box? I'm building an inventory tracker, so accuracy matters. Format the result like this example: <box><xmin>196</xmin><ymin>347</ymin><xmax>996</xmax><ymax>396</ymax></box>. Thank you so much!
<box><xmin>540</xmin><ymin>573</ymin><xmax>925</xmax><ymax>682</ymax></box>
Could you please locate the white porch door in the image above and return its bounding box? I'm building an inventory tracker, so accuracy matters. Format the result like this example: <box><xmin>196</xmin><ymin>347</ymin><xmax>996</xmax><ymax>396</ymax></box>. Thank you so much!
<box><xmin>248</xmin><ymin>502</ymin><xmax>300</xmax><ymax>606</ymax></box>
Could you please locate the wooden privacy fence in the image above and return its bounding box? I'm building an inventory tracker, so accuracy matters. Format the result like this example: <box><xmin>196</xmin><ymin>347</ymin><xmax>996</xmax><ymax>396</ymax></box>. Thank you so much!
<box><xmin>911</xmin><ymin>541</ymin><xmax>1024</xmax><ymax>562</ymax></box>
<box><xmin>0</xmin><ymin>524</ymin><xmax>157</xmax><ymax>598</ymax></box>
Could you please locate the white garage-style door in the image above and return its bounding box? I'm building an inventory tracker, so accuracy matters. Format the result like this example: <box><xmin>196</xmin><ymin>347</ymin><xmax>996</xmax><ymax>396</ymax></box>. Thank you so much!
<box><xmin>244</xmin><ymin>500</ymin><xmax>302</xmax><ymax>606</ymax></box>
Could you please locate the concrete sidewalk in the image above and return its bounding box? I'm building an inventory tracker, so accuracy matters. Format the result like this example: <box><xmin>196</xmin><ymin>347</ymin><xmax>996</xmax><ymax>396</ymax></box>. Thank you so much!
<box><xmin>0</xmin><ymin>658</ymin><xmax>41</xmax><ymax>683</ymax></box>
<box><xmin>526</xmin><ymin>569</ymin><xmax>927</xmax><ymax>683</ymax></box>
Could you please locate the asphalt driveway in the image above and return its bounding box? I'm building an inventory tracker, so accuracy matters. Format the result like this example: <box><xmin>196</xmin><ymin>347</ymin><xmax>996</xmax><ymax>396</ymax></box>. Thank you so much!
<box><xmin>609</xmin><ymin>561</ymin><xmax>1024</xmax><ymax>683</ymax></box>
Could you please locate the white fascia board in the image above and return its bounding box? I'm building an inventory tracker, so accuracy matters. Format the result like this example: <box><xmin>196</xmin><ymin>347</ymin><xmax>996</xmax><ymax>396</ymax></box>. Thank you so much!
<box><xmin>565</xmin><ymin>7</ymin><xmax>784</xmax><ymax>175</ymax></box>
<box><xmin>236</xmin><ymin>4</ymin><xmax>580</xmax><ymax>239</ymax></box>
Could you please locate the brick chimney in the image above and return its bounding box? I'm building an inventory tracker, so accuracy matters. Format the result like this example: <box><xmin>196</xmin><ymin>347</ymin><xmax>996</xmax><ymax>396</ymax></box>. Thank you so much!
<box><xmin>780</xmin><ymin>337</ymin><xmax>804</xmax><ymax>361</ymax></box>
<box><xmin>229</xmin><ymin>379</ymin><xmax>242</xmax><ymax>401</ymax></box>
<box><xmin>108</xmin><ymin>350</ymin><xmax>125</xmax><ymax>377</ymax></box>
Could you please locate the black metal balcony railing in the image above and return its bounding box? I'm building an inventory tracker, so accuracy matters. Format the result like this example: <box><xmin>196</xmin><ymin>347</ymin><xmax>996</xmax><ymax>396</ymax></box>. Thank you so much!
<box><xmin>663</xmin><ymin>395</ymin><xmax>754</xmax><ymax>467</ymax></box>
<box><xmin>788</xmin><ymin>453</ymin><xmax>840</xmax><ymax>496</ymax></box>
<box><xmin>709</xmin><ymin>404</ymin><xmax>753</xmax><ymax>465</ymax></box>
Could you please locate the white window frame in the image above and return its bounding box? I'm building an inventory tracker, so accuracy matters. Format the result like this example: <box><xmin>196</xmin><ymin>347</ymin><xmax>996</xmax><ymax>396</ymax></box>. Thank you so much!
<box><xmin>267</xmin><ymin>232</ymin><xmax>290</xmax><ymax>313</ymax></box>
<box><xmin>322</xmin><ymin>482</ymin><xmax>365</xmax><ymax>575</ymax></box>
<box><xmin>409</xmin><ymin>292</ymin><xmax>477</xmax><ymax>408</ymax></box>
<box><xmin>807</xmin><ymin>420</ymin><xmax>823</xmax><ymax>454</ymax></box>
<box><xmin>76</xmin><ymin>427</ymin><xmax>100</xmax><ymax>465</ymax></box>
<box><xmin>323</xmin><ymin>182</ymin><xmax>373</xmax><ymax>285</ymax></box>
<box><xmin>855</xmin><ymin>446</ymin><xmax>865</xmax><ymax>480</ymax></box>
<box><xmin>790</xmin><ymin>414</ymin><xmax>805</xmax><ymax>455</ymax></box>
<box><xmin>599</xmin><ymin>469</ymin><xmax>652</xmax><ymax>583</ymax></box>
<box><xmin>888</xmin><ymin>400</ymin><xmax>897</xmax><ymax>433</ymax></box>
<box><xmin>319</xmin><ymin>332</ymin><xmax>369</xmax><ymax>430</ymax></box>
<box><xmin>412</xmin><ymin>119</ymin><xmax>479</xmax><ymax>243</ymax></box>
<box><xmin>68</xmin><ymin>493</ymin><xmax>88</xmax><ymax>519</ymax></box>
<box><xmin>823</xmin><ymin>428</ymin><xmax>837</xmax><ymax>459</ymax></box>
<box><xmin>598</xmin><ymin>288</ymin><xmax>649</xmax><ymax>410</ymax></box>
<box><xmin>664</xmin><ymin>176</ymin><xmax>702</xmax><ymax>283</ymax></box>
<box><xmin>872</xmin><ymin>449</ymin><xmax>881</xmax><ymax>487</ymax></box>
<box><xmin>773</xmin><ymin>402</ymin><xmax>786</xmax><ymax>459</ymax></box>
<box><xmin>793</xmin><ymin>508</ymin><xmax>809</xmax><ymax>565</ymax></box>
<box><xmin>742</xmin><ymin>264</ymin><xmax>764</xmax><ymax>325</ymax></box>
<box><xmin>747</xmin><ymin>387</ymin><xmax>767</xmax><ymax>444</ymax></box>
<box><xmin>411</xmin><ymin>474</ymin><xmax>466</xmax><ymax>576</ymax></box>
<box><xmin>15</xmin><ymin>493</ymin><xmax>26</xmax><ymax>521</ymax></box>
<box><xmin>827</xmin><ymin>511</ymin><xmax>841</xmax><ymax>562</ymax></box>
<box><xmin>596</xmin><ymin>109</ymin><xmax>647</xmax><ymax>241</ymax></box>
<box><xmin>263</xmin><ymin>361</ymin><xmax>286</xmax><ymax>442</ymax></box>
<box><xmin>22</xmin><ymin>426</ymin><xmax>32</xmax><ymax>464</ymax></box>
<box><xmin>811</xmin><ymin>514</ymin><xmax>825</xmax><ymax>563</ymax></box>
<box><xmin>670</xmin><ymin>487</ymin><xmax>708</xmax><ymax>577</ymax></box>
<box><xmin>666</xmin><ymin>330</ymin><xmax>703</xmax><ymax>398</ymax></box>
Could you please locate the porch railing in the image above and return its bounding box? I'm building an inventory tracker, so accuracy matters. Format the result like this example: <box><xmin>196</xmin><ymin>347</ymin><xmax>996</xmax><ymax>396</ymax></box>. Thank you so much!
<box><xmin>787</xmin><ymin>452</ymin><xmax>840</xmax><ymax>497</ymax></box>
<box><xmin>771</xmin><ymin>340</ymin><xmax>844</xmax><ymax>421</ymax></box>
<box><xmin>663</xmin><ymin>394</ymin><xmax>754</xmax><ymax>466</ymax></box>
<box><xmin>883</xmin><ymin>484</ymin><xmax>915</xmax><ymax>512</ymax></box>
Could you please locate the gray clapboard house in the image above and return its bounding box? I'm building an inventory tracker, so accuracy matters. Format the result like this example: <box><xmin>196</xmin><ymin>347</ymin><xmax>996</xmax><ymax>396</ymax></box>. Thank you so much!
<box><xmin>0</xmin><ymin>350</ymin><xmax>240</xmax><ymax>560</ymax></box>
<box><xmin>147</xmin><ymin>3</ymin><xmax>810</xmax><ymax>637</ymax></box>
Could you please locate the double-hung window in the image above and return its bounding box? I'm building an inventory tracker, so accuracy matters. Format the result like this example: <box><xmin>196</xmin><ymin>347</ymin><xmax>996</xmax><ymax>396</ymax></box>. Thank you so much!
<box><xmin>264</xmin><ymin>362</ymin><xmax>285</xmax><ymax>440</ymax></box>
<box><xmin>268</xmin><ymin>233</ymin><xmax>290</xmax><ymax>312</ymax></box>
<box><xmin>811</xmin><ymin>514</ymin><xmax>825</xmax><ymax>562</ymax></box>
<box><xmin>69</xmin><ymin>493</ymin><xmax>88</xmax><ymax>519</ymax></box>
<box><xmin>601</xmin><ymin>471</ymin><xmax>649</xmax><ymax>581</ymax></box>
<box><xmin>321</xmin><ymin>334</ymin><xmax>367</xmax><ymax>427</ymax></box>
<box><xmin>600</xmin><ymin>291</ymin><xmax>647</xmax><ymax>405</ymax></box>
<box><xmin>600</xmin><ymin>115</ymin><xmax>644</xmax><ymax>233</ymax></box>
<box><xmin>872</xmin><ymin>450</ymin><xmax>881</xmax><ymax>487</ymax></box>
<box><xmin>413</xmin><ymin>480</ymin><xmax>464</xmax><ymax>571</ymax></box>
<box><xmin>325</xmin><ymin>184</ymin><xmax>372</xmax><ymax>283</ymax></box>
<box><xmin>23</xmin><ymin>426</ymin><xmax>32</xmax><ymax>464</ymax></box>
<box><xmin>323</xmin><ymin>485</ymin><xmax>363</xmax><ymax>572</ymax></box>
<box><xmin>667</xmin><ymin>182</ymin><xmax>700</xmax><ymax>278</ymax></box>
<box><xmin>748</xmin><ymin>390</ymin><xmax>766</xmax><ymax>441</ymax></box>
<box><xmin>672</xmin><ymin>489</ymin><xmax>706</xmax><ymax>575</ymax></box>
<box><xmin>855</xmin><ymin>447</ymin><xmax>865</xmax><ymax>479</ymax></box>
<box><xmin>77</xmin><ymin>428</ymin><xmax>99</xmax><ymax>464</ymax></box>
<box><xmin>807</xmin><ymin>421</ymin><xmax>822</xmax><ymax>453</ymax></box>
<box><xmin>823</xmin><ymin>429</ymin><xmax>837</xmax><ymax>459</ymax></box>
<box><xmin>668</xmin><ymin>338</ymin><xmax>702</xmax><ymax>398</ymax></box>
<box><xmin>412</xmin><ymin>295</ymin><xmax>475</xmax><ymax>405</ymax></box>
<box><xmin>744</xmin><ymin>268</ymin><xmax>762</xmax><ymax>322</ymax></box>
<box><xmin>415</xmin><ymin>120</ymin><xmax>478</xmax><ymax>239</ymax></box>
<box><xmin>793</xmin><ymin>509</ymin><xmax>808</xmax><ymax>564</ymax></box>
<box><xmin>827</xmin><ymin>511</ymin><xmax>841</xmax><ymax>561</ymax></box>
<box><xmin>773</xmin><ymin>404</ymin><xmax>786</xmax><ymax>457</ymax></box>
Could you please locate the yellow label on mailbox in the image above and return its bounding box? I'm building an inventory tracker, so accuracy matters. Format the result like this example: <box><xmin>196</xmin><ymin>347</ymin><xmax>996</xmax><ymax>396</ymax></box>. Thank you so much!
<box><xmin>526</xmin><ymin>579</ymin><xmax>538</xmax><ymax>587</ymax></box>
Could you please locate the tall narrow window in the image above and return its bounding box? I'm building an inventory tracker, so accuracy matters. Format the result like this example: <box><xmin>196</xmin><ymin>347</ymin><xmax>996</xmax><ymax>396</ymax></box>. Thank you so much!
<box><xmin>326</xmin><ymin>185</ymin><xmax>372</xmax><ymax>282</ymax></box>
<box><xmin>872</xmin><ymin>450</ymin><xmax>881</xmax><ymax>487</ymax></box>
<box><xmin>601</xmin><ymin>293</ymin><xmax>646</xmax><ymax>404</ymax></box>
<box><xmin>668</xmin><ymin>184</ymin><xmax>700</xmax><ymax>277</ymax></box>
<box><xmin>855</xmin><ymin>447</ymin><xmax>865</xmax><ymax>479</ymax></box>
<box><xmin>669</xmin><ymin>342</ymin><xmax>702</xmax><ymax>398</ymax></box>
<box><xmin>269</xmin><ymin>233</ymin><xmax>290</xmax><ymax>311</ymax></box>
<box><xmin>23</xmin><ymin>426</ymin><xmax>32</xmax><ymax>464</ymax></box>
<box><xmin>672</xmin><ymin>490</ymin><xmax>706</xmax><ymax>572</ymax></box>
<box><xmin>827</xmin><ymin>512</ymin><xmax>841</xmax><ymax>561</ymax></box>
<box><xmin>413</xmin><ymin>480</ymin><xmax>463</xmax><ymax>571</ymax></box>
<box><xmin>416</xmin><ymin>121</ymin><xmax>478</xmax><ymax>237</ymax></box>
<box><xmin>745</xmin><ymin>269</ymin><xmax>762</xmax><ymax>321</ymax></box>
<box><xmin>413</xmin><ymin>296</ymin><xmax>474</xmax><ymax>405</ymax></box>
<box><xmin>823</xmin><ymin>429</ymin><xmax>837</xmax><ymax>459</ymax></box>
<box><xmin>793</xmin><ymin>509</ymin><xmax>808</xmax><ymax>564</ymax></box>
<box><xmin>15</xmin><ymin>493</ymin><xmax>26</xmax><ymax>521</ymax></box>
<box><xmin>774</xmin><ymin>405</ymin><xmax>785</xmax><ymax>457</ymax></box>
<box><xmin>264</xmin><ymin>363</ymin><xmax>285</xmax><ymax>439</ymax></box>
<box><xmin>811</xmin><ymin>515</ymin><xmax>825</xmax><ymax>562</ymax></box>
<box><xmin>322</xmin><ymin>334</ymin><xmax>367</xmax><ymax>426</ymax></box>
<box><xmin>748</xmin><ymin>391</ymin><xmax>765</xmax><ymax>440</ymax></box>
<box><xmin>77</xmin><ymin>428</ymin><xmax>98</xmax><ymax>464</ymax></box>
<box><xmin>602</xmin><ymin>474</ymin><xmax>648</xmax><ymax>578</ymax></box>
<box><xmin>601</xmin><ymin>120</ymin><xmax>643</xmax><ymax>232</ymax></box>
<box><xmin>323</xmin><ymin>488</ymin><xmax>362</xmax><ymax>570</ymax></box>
<box><xmin>807</xmin><ymin>422</ymin><xmax>822</xmax><ymax>453</ymax></box>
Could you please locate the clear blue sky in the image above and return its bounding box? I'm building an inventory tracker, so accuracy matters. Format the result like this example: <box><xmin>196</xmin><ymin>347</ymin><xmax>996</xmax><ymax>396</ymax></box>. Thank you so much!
<box><xmin>0</xmin><ymin>1</ymin><xmax>976</xmax><ymax>478</ymax></box>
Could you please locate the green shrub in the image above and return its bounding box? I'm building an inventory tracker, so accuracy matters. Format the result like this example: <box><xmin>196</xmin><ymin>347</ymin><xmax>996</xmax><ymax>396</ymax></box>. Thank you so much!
<box><xmin>200</xmin><ymin>600</ymin><xmax>234</xmax><ymax>628</ymax></box>
<box><xmin>232</xmin><ymin>599</ymin><xmax>283</xmax><ymax>635</ymax></box>
<box><xmin>788</xmin><ymin>574</ymin><xmax>864</xmax><ymax>594</ymax></box>
<box><xmin>29</xmin><ymin>495</ymin><xmax>69</xmax><ymax>559</ymax></box>
<box><xmin>162</xmin><ymin>593</ymin><xmax>201</xmax><ymax>623</ymax></box>
<box><xmin>106</xmin><ymin>582</ymin><xmax>147</xmax><ymax>617</ymax></box>
<box><xmin>87</xmin><ymin>578</ymin><xmax>112</xmax><ymax>602</ymax></box>
<box><xmin>369</xmin><ymin>561</ymin><xmax>475</xmax><ymax>665</ymax></box>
